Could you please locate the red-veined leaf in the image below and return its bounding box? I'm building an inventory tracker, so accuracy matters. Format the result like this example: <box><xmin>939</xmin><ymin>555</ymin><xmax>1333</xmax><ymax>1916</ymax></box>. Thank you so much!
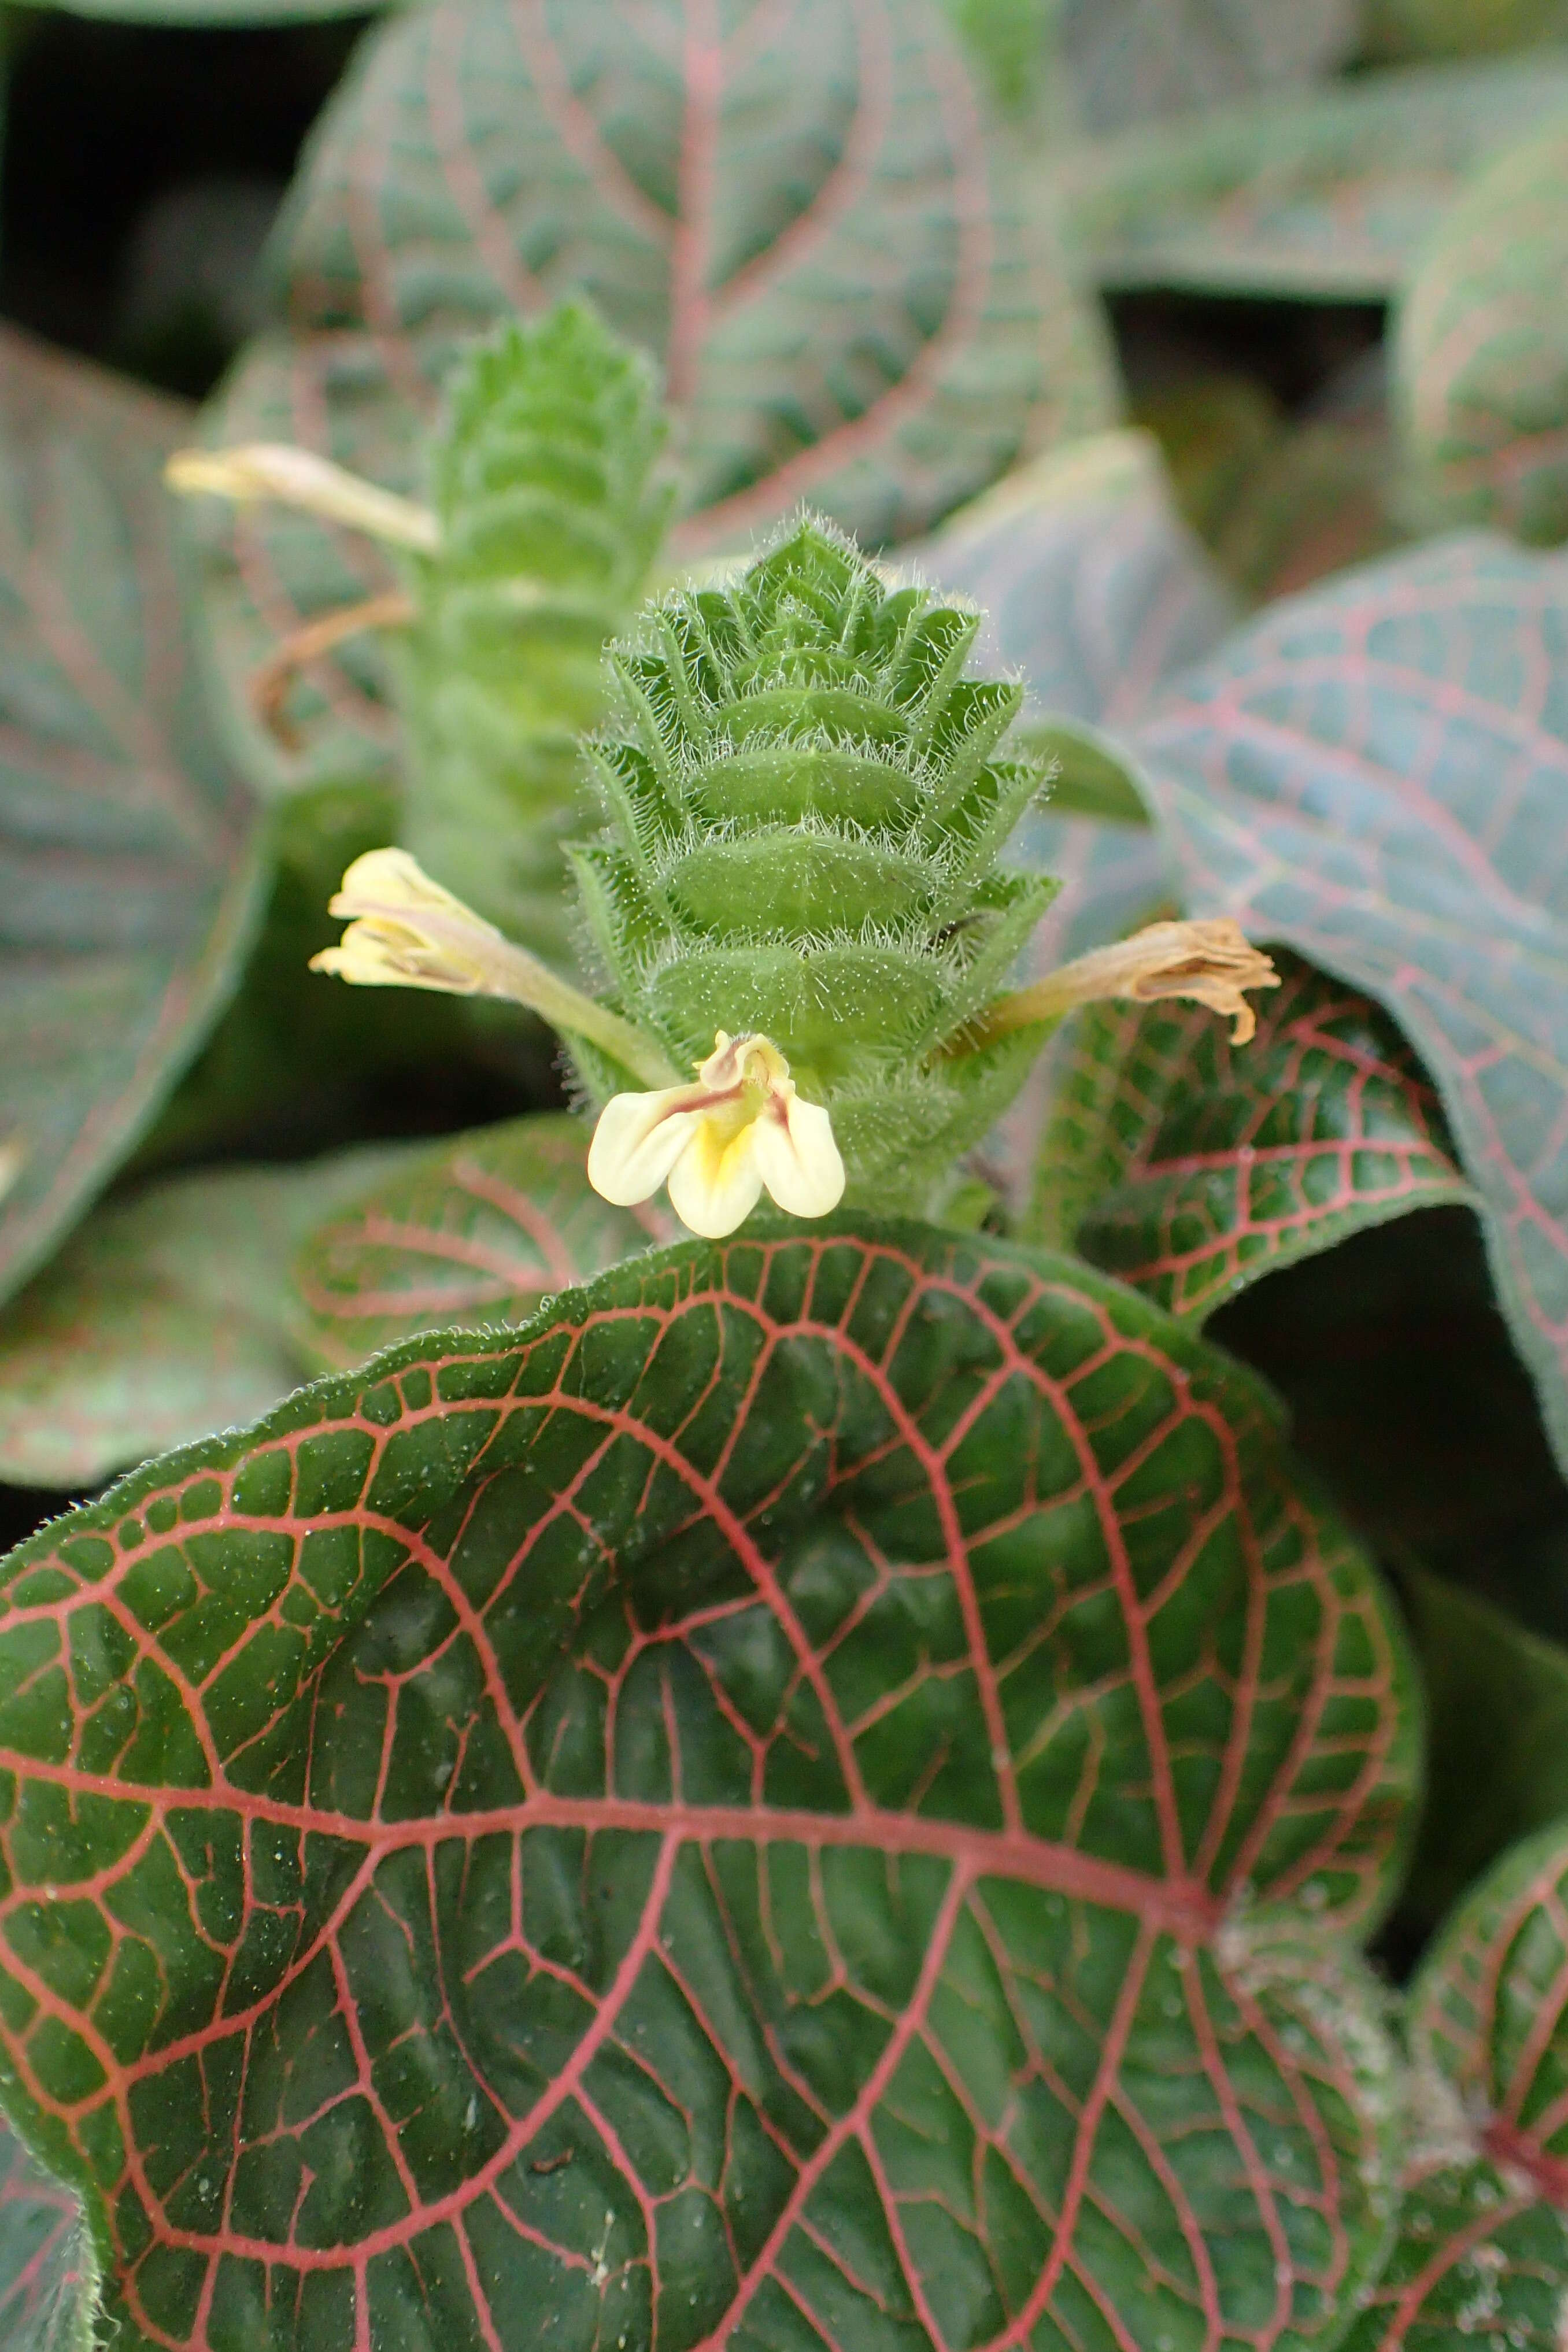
<box><xmin>293</xmin><ymin>1112</ymin><xmax>665</xmax><ymax>1370</ymax></box>
<box><xmin>1034</xmin><ymin>949</ymin><xmax>1473</xmax><ymax>1316</ymax></box>
<box><xmin>1062</xmin><ymin>53</ymin><xmax>1568</xmax><ymax>298</ymax></box>
<box><xmin>193</xmin><ymin>0</ymin><xmax>1114</xmax><ymax>796</ymax></box>
<box><xmin>0</xmin><ymin>1219</ymin><xmax>1416</xmax><ymax>2350</ymax></box>
<box><xmin>1395</xmin><ymin>122</ymin><xmax>1568</xmax><ymax>549</ymax></box>
<box><xmin>0</xmin><ymin>327</ymin><xmax>264</xmax><ymax>1305</ymax></box>
<box><xmin>1135</xmin><ymin>532</ymin><xmax>1568</xmax><ymax>1477</ymax></box>
<box><xmin>0</xmin><ymin>2109</ymin><xmax>98</xmax><ymax>2352</ymax></box>
<box><xmin>1344</xmin><ymin>1821</ymin><xmax>1568</xmax><ymax>2351</ymax></box>
<box><xmin>0</xmin><ymin>1148</ymin><xmax>413</xmax><ymax>1491</ymax></box>
<box><xmin>1059</xmin><ymin>0</ymin><xmax>1356</xmax><ymax>135</ymax></box>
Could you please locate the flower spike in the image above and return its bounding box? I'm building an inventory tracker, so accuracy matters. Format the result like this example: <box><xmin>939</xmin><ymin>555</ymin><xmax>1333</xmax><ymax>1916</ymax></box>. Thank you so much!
<box><xmin>587</xmin><ymin>1032</ymin><xmax>845</xmax><ymax>1240</ymax></box>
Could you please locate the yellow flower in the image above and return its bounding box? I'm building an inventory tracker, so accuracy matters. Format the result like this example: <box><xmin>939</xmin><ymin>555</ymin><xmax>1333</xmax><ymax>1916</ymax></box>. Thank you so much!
<box><xmin>587</xmin><ymin>1031</ymin><xmax>845</xmax><ymax>1240</ymax></box>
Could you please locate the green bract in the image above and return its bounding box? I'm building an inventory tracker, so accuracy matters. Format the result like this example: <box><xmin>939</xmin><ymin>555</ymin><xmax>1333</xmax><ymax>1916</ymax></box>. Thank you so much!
<box><xmin>398</xmin><ymin>308</ymin><xmax>674</xmax><ymax>953</ymax></box>
<box><xmin>569</xmin><ymin>518</ymin><xmax>1057</xmax><ymax>1211</ymax></box>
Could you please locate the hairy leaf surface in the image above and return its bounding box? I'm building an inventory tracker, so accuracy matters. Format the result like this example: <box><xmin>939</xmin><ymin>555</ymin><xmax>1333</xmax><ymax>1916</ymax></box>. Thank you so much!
<box><xmin>194</xmin><ymin>0</ymin><xmax>1112</xmax><ymax>797</ymax></box>
<box><xmin>293</xmin><ymin>1114</ymin><xmax>663</xmax><ymax>1370</ymax></box>
<box><xmin>0</xmin><ymin>1149</ymin><xmax>412</xmax><ymax>1491</ymax></box>
<box><xmin>0</xmin><ymin>2111</ymin><xmax>98</xmax><ymax>2352</ymax></box>
<box><xmin>1136</xmin><ymin>532</ymin><xmax>1568</xmax><ymax>1475</ymax></box>
<box><xmin>0</xmin><ymin>328</ymin><xmax>263</xmax><ymax>1305</ymax></box>
<box><xmin>1034</xmin><ymin>949</ymin><xmax>1472</xmax><ymax>1312</ymax></box>
<box><xmin>1344</xmin><ymin>1822</ymin><xmax>1568</xmax><ymax>2350</ymax></box>
<box><xmin>1396</xmin><ymin>122</ymin><xmax>1568</xmax><ymax>548</ymax></box>
<box><xmin>0</xmin><ymin>1221</ymin><xmax>1415</xmax><ymax>2350</ymax></box>
<box><xmin>1063</xmin><ymin>54</ymin><xmax>1568</xmax><ymax>298</ymax></box>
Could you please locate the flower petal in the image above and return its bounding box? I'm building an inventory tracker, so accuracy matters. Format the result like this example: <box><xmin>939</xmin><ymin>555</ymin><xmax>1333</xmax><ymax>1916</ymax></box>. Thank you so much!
<box><xmin>667</xmin><ymin>1122</ymin><xmax>767</xmax><ymax>1239</ymax></box>
<box><xmin>751</xmin><ymin>1094</ymin><xmax>846</xmax><ymax>1220</ymax></box>
<box><xmin>587</xmin><ymin>1087</ymin><xmax>709</xmax><ymax>1207</ymax></box>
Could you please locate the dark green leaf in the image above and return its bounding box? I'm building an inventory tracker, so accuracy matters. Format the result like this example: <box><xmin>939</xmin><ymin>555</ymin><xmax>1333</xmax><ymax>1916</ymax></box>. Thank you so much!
<box><xmin>1035</xmin><ymin>947</ymin><xmax>1473</xmax><ymax>1312</ymax></box>
<box><xmin>1064</xmin><ymin>53</ymin><xmax>1568</xmax><ymax>297</ymax></box>
<box><xmin>0</xmin><ymin>2110</ymin><xmax>98</xmax><ymax>2352</ymax></box>
<box><xmin>1396</xmin><ymin>121</ymin><xmax>1568</xmax><ymax>547</ymax></box>
<box><xmin>292</xmin><ymin>1112</ymin><xmax>662</xmax><ymax>1370</ymax></box>
<box><xmin>1344</xmin><ymin>1822</ymin><xmax>1568</xmax><ymax>2351</ymax></box>
<box><xmin>1395</xmin><ymin>1567</ymin><xmax>1568</xmax><ymax>1945</ymax></box>
<box><xmin>0</xmin><ymin>1148</ymin><xmax>414</xmax><ymax>1491</ymax></box>
<box><xmin>194</xmin><ymin>0</ymin><xmax>1114</xmax><ymax>797</ymax></box>
<box><xmin>0</xmin><ymin>1219</ymin><xmax>1416</xmax><ymax>2349</ymax></box>
<box><xmin>0</xmin><ymin>327</ymin><xmax>264</xmax><ymax>1307</ymax></box>
<box><xmin>1363</xmin><ymin>0</ymin><xmax>1568</xmax><ymax>61</ymax></box>
<box><xmin>1136</xmin><ymin>533</ymin><xmax>1568</xmax><ymax>1477</ymax></box>
<box><xmin>1060</xmin><ymin>0</ymin><xmax>1356</xmax><ymax>135</ymax></box>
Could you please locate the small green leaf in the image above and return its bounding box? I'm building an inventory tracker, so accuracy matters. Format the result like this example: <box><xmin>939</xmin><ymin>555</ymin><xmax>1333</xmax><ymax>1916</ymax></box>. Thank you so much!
<box><xmin>1060</xmin><ymin>0</ymin><xmax>1357</xmax><ymax>134</ymax></box>
<box><xmin>1034</xmin><ymin>948</ymin><xmax>1473</xmax><ymax>1309</ymax></box>
<box><xmin>0</xmin><ymin>327</ymin><xmax>264</xmax><ymax>1308</ymax></box>
<box><xmin>0</xmin><ymin>2110</ymin><xmax>99</xmax><ymax>2352</ymax></box>
<box><xmin>1396</xmin><ymin>1569</ymin><xmax>1568</xmax><ymax>1944</ymax></box>
<box><xmin>191</xmin><ymin>0</ymin><xmax>1115</xmax><ymax>798</ymax></box>
<box><xmin>398</xmin><ymin>306</ymin><xmax>674</xmax><ymax>951</ymax></box>
<box><xmin>292</xmin><ymin>1112</ymin><xmax>660</xmax><ymax>1370</ymax></box>
<box><xmin>0</xmin><ymin>1219</ymin><xmax>1417</xmax><ymax>2350</ymax></box>
<box><xmin>0</xmin><ymin>1148</ymin><xmax>418</xmax><ymax>1492</ymax></box>
<box><xmin>1396</xmin><ymin>121</ymin><xmax>1568</xmax><ymax>547</ymax></box>
<box><xmin>1137</xmin><ymin>532</ymin><xmax>1568</xmax><ymax>1480</ymax></box>
<box><xmin>1064</xmin><ymin>52</ymin><xmax>1568</xmax><ymax>297</ymax></box>
<box><xmin>1343</xmin><ymin>1821</ymin><xmax>1568</xmax><ymax>2351</ymax></box>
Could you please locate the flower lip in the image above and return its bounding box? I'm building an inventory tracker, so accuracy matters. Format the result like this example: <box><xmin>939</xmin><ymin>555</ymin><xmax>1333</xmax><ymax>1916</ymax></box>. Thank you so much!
<box><xmin>587</xmin><ymin>1030</ymin><xmax>845</xmax><ymax>1240</ymax></box>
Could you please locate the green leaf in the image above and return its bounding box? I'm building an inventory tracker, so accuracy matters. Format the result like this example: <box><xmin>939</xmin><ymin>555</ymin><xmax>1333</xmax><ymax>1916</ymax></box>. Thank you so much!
<box><xmin>1136</xmin><ymin>532</ymin><xmax>1568</xmax><ymax>1479</ymax></box>
<box><xmin>0</xmin><ymin>1219</ymin><xmax>1417</xmax><ymax>2350</ymax></box>
<box><xmin>0</xmin><ymin>1147</ymin><xmax>417</xmax><ymax>1492</ymax></box>
<box><xmin>1396</xmin><ymin>121</ymin><xmax>1568</xmax><ymax>547</ymax></box>
<box><xmin>0</xmin><ymin>327</ymin><xmax>264</xmax><ymax>1308</ymax></box>
<box><xmin>1395</xmin><ymin>1568</ymin><xmax>1568</xmax><ymax>1944</ymax></box>
<box><xmin>398</xmin><ymin>306</ymin><xmax>674</xmax><ymax>951</ymax></box>
<box><xmin>1343</xmin><ymin>1822</ymin><xmax>1568</xmax><ymax>2351</ymax></box>
<box><xmin>0</xmin><ymin>2110</ymin><xmax>99</xmax><ymax>2352</ymax></box>
<box><xmin>1063</xmin><ymin>53</ymin><xmax>1568</xmax><ymax>298</ymax></box>
<box><xmin>292</xmin><ymin>1112</ymin><xmax>661</xmax><ymax>1371</ymax></box>
<box><xmin>1034</xmin><ymin>946</ymin><xmax>1474</xmax><ymax>1310</ymax></box>
<box><xmin>1059</xmin><ymin>0</ymin><xmax>1357</xmax><ymax>135</ymax></box>
<box><xmin>193</xmin><ymin>0</ymin><xmax>1115</xmax><ymax>800</ymax></box>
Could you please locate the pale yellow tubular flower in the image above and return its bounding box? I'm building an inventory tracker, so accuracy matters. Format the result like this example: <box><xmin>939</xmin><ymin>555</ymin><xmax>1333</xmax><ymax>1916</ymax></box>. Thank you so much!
<box><xmin>971</xmin><ymin>918</ymin><xmax>1281</xmax><ymax>1048</ymax></box>
<box><xmin>587</xmin><ymin>1031</ymin><xmax>846</xmax><ymax>1241</ymax></box>
<box><xmin>165</xmin><ymin>444</ymin><xmax>441</xmax><ymax>554</ymax></box>
<box><xmin>309</xmin><ymin>849</ymin><xmax>678</xmax><ymax>1089</ymax></box>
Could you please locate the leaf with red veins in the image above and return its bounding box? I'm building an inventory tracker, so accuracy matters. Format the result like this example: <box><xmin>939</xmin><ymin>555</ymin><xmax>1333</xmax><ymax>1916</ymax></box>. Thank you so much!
<box><xmin>0</xmin><ymin>1218</ymin><xmax>1418</xmax><ymax>2351</ymax></box>
<box><xmin>0</xmin><ymin>2109</ymin><xmax>100</xmax><ymax>2352</ymax></box>
<box><xmin>1034</xmin><ymin>947</ymin><xmax>1474</xmax><ymax>1317</ymax></box>
<box><xmin>291</xmin><ymin>1113</ymin><xmax>668</xmax><ymax>1371</ymax></box>
<box><xmin>190</xmin><ymin>0</ymin><xmax>1114</xmax><ymax>796</ymax></box>
<box><xmin>0</xmin><ymin>327</ymin><xmax>264</xmax><ymax>1306</ymax></box>
<box><xmin>1136</xmin><ymin>532</ymin><xmax>1568</xmax><ymax>1479</ymax></box>
<box><xmin>1344</xmin><ymin>1821</ymin><xmax>1568</xmax><ymax>2351</ymax></box>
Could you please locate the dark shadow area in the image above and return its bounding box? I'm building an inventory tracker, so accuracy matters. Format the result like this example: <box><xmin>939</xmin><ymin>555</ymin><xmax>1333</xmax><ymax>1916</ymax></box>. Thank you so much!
<box><xmin>1109</xmin><ymin>289</ymin><xmax>1387</xmax><ymax>415</ymax></box>
<box><xmin>1210</xmin><ymin>1205</ymin><xmax>1568</xmax><ymax>1641</ymax></box>
<box><xmin>0</xmin><ymin>9</ymin><xmax>368</xmax><ymax>395</ymax></box>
